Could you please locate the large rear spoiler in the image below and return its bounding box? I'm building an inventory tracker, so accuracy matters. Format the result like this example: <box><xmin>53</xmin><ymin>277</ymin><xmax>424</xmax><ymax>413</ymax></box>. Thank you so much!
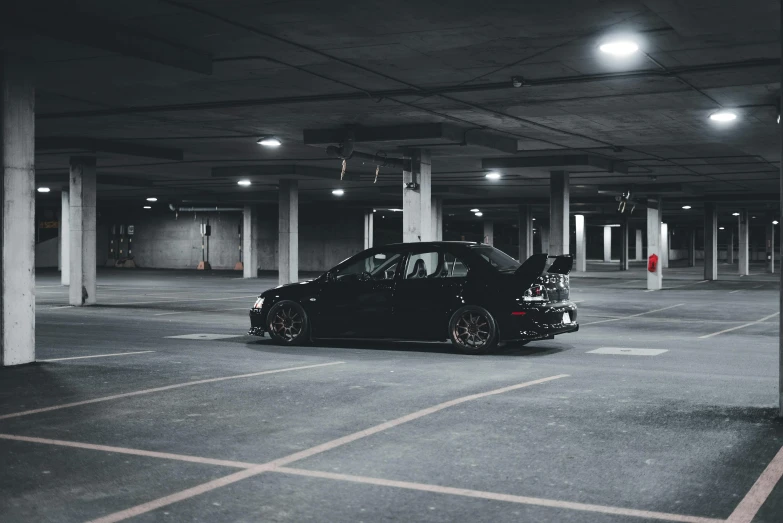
<box><xmin>513</xmin><ymin>253</ymin><xmax>573</xmax><ymax>287</ymax></box>
<box><xmin>547</xmin><ymin>254</ymin><xmax>573</xmax><ymax>275</ymax></box>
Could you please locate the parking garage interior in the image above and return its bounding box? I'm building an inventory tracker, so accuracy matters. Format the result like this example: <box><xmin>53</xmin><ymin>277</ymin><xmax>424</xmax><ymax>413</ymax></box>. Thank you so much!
<box><xmin>2</xmin><ymin>1</ymin><xmax>783</xmax><ymax>521</ymax></box>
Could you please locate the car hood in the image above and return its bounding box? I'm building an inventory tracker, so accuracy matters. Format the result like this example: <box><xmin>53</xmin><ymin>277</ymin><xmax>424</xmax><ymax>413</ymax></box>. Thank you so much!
<box><xmin>260</xmin><ymin>278</ymin><xmax>319</xmax><ymax>298</ymax></box>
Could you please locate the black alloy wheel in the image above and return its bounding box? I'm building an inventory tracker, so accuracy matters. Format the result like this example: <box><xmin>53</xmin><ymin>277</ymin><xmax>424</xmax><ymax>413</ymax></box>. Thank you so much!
<box><xmin>448</xmin><ymin>305</ymin><xmax>499</xmax><ymax>354</ymax></box>
<box><xmin>267</xmin><ymin>301</ymin><xmax>310</xmax><ymax>345</ymax></box>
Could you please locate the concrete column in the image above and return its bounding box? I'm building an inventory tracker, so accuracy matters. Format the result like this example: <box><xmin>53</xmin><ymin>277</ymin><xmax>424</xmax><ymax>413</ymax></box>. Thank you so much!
<box><xmin>603</xmin><ymin>226</ymin><xmax>612</xmax><ymax>262</ymax></box>
<box><xmin>688</xmin><ymin>229</ymin><xmax>696</xmax><ymax>267</ymax></box>
<box><xmin>60</xmin><ymin>191</ymin><xmax>70</xmax><ymax>285</ymax></box>
<box><xmin>574</xmin><ymin>214</ymin><xmax>586</xmax><ymax>272</ymax></box>
<box><xmin>0</xmin><ymin>54</ymin><xmax>35</xmax><ymax>366</ymax></box>
<box><xmin>483</xmin><ymin>221</ymin><xmax>494</xmax><ymax>246</ymax></box>
<box><xmin>364</xmin><ymin>211</ymin><xmax>374</xmax><ymax>249</ymax></box>
<box><xmin>402</xmin><ymin>149</ymin><xmax>432</xmax><ymax>242</ymax></box>
<box><xmin>540</xmin><ymin>226</ymin><xmax>550</xmax><ymax>254</ymax></box>
<box><xmin>635</xmin><ymin>229</ymin><xmax>643</xmax><ymax>261</ymax></box>
<box><xmin>278</xmin><ymin>180</ymin><xmax>298</xmax><ymax>285</ymax></box>
<box><xmin>431</xmin><ymin>197</ymin><xmax>443</xmax><ymax>241</ymax></box>
<box><xmin>549</xmin><ymin>171</ymin><xmax>569</xmax><ymax>255</ymax></box>
<box><xmin>518</xmin><ymin>205</ymin><xmax>533</xmax><ymax>262</ymax></box>
<box><xmin>647</xmin><ymin>202</ymin><xmax>663</xmax><ymax>290</ymax></box>
<box><xmin>242</xmin><ymin>206</ymin><xmax>258</xmax><ymax>278</ymax></box>
<box><xmin>620</xmin><ymin>220</ymin><xmax>629</xmax><ymax>271</ymax></box>
<box><xmin>738</xmin><ymin>209</ymin><xmax>750</xmax><ymax>276</ymax></box>
<box><xmin>767</xmin><ymin>224</ymin><xmax>775</xmax><ymax>274</ymax></box>
<box><xmin>728</xmin><ymin>231</ymin><xmax>734</xmax><ymax>264</ymax></box>
<box><xmin>661</xmin><ymin>223</ymin><xmax>669</xmax><ymax>269</ymax></box>
<box><xmin>704</xmin><ymin>203</ymin><xmax>718</xmax><ymax>281</ymax></box>
<box><xmin>69</xmin><ymin>157</ymin><xmax>97</xmax><ymax>306</ymax></box>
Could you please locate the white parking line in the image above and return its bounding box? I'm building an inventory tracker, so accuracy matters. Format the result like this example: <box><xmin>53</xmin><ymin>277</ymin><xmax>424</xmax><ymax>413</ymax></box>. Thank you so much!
<box><xmin>698</xmin><ymin>312</ymin><xmax>780</xmax><ymax>339</ymax></box>
<box><xmin>580</xmin><ymin>304</ymin><xmax>685</xmax><ymax>326</ymax></box>
<box><xmin>727</xmin><ymin>446</ymin><xmax>783</xmax><ymax>523</ymax></box>
<box><xmin>39</xmin><ymin>351</ymin><xmax>154</xmax><ymax>362</ymax></box>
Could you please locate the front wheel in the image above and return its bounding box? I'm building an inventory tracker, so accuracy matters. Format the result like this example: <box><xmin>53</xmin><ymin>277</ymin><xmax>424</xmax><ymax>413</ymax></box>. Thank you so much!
<box><xmin>267</xmin><ymin>301</ymin><xmax>310</xmax><ymax>345</ymax></box>
<box><xmin>448</xmin><ymin>306</ymin><xmax>499</xmax><ymax>355</ymax></box>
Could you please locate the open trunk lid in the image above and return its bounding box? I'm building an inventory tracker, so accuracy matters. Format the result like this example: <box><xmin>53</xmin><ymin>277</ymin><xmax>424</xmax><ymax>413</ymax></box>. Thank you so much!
<box><xmin>514</xmin><ymin>254</ymin><xmax>573</xmax><ymax>303</ymax></box>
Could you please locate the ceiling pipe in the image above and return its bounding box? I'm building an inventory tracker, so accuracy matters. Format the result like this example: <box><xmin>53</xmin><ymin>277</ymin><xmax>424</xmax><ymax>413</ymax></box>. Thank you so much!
<box><xmin>169</xmin><ymin>203</ymin><xmax>243</xmax><ymax>212</ymax></box>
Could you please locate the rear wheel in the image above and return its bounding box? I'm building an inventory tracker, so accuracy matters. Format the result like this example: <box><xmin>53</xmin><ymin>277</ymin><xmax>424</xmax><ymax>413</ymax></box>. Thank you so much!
<box><xmin>448</xmin><ymin>306</ymin><xmax>499</xmax><ymax>354</ymax></box>
<box><xmin>267</xmin><ymin>301</ymin><xmax>310</xmax><ymax>345</ymax></box>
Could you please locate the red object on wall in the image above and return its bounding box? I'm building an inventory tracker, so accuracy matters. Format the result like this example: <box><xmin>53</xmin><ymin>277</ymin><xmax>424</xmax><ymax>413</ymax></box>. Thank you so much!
<box><xmin>648</xmin><ymin>254</ymin><xmax>658</xmax><ymax>273</ymax></box>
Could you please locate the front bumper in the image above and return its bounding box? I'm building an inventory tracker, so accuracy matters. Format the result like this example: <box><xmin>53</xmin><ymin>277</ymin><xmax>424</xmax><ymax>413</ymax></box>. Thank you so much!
<box><xmin>502</xmin><ymin>301</ymin><xmax>579</xmax><ymax>341</ymax></box>
<box><xmin>248</xmin><ymin>308</ymin><xmax>265</xmax><ymax>336</ymax></box>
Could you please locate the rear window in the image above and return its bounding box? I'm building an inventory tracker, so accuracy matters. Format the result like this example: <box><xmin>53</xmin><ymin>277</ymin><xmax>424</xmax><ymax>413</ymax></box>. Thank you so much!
<box><xmin>471</xmin><ymin>246</ymin><xmax>520</xmax><ymax>271</ymax></box>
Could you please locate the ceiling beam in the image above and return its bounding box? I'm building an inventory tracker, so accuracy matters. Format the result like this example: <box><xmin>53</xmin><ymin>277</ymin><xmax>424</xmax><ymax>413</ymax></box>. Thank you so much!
<box><xmin>36</xmin><ymin>137</ymin><xmax>184</xmax><ymax>161</ymax></box>
<box><xmin>482</xmin><ymin>154</ymin><xmax>629</xmax><ymax>174</ymax></box>
<box><xmin>211</xmin><ymin>164</ymin><xmax>360</xmax><ymax>181</ymax></box>
<box><xmin>36</xmin><ymin>174</ymin><xmax>153</xmax><ymax>187</ymax></box>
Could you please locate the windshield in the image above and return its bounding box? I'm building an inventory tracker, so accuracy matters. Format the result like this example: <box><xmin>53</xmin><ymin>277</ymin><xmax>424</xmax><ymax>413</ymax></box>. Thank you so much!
<box><xmin>470</xmin><ymin>246</ymin><xmax>521</xmax><ymax>271</ymax></box>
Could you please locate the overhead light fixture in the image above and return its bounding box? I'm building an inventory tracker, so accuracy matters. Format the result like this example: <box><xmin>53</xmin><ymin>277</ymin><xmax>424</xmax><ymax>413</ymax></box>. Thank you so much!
<box><xmin>37</xmin><ymin>187</ymin><xmax>50</xmax><ymax>193</ymax></box>
<box><xmin>773</xmin><ymin>220</ymin><xmax>779</xmax><ymax>225</ymax></box>
<box><xmin>532</xmin><ymin>218</ymin><xmax>536</xmax><ymax>221</ymax></box>
<box><xmin>332</xmin><ymin>189</ymin><xmax>344</xmax><ymax>196</ymax></box>
<box><xmin>143</xmin><ymin>206</ymin><xmax>151</xmax><ymax>209</ymax></box>
<box><xmin>599</xmin><ymin>40</ymin><xmax>639</xmax><ymax>56</ymax></box>
<box><xmin>257</xmin><ymin>136</ymin><xmax>282</xmax><ymax>147</ymax></box>
<box><xmin>709</xmin><ymin>111</ymin><xmax>737</xmax><ymax>122</ymax></box>
<box><xmin>485</xmin><ymin>172</ymin><xmax>501</xmax><ymax>180</ymax></box>
<box><xmin>719</xmin><ymin>226</ymin><xmax>725</xmax><ymax>230</ymax></box>
<box><xmin>475</xmin><ymin>212</ymin><xmax>483</xmax><ymax>217</ymax></box>
<box><xmin>682</xmin><ymin>205</ymin><xmax>691</xmax><ymax>210</ymax></box>
<box><xmin>146</xmin><ymin>197</ymin><xmax>158</xmax><ymax>202</ymax></box>
<box><xmin>237</xmin><ymin>180</ymin><xmax>252</xmax><ymax>186</ymax></box>
<box><xmin>470</xmin><ymin>208</ymin><xmax>480</xmax><ymax>212</ymax></box>
<box><xmin>732</xmin><ymin>212</ymin><xmax>740</xmax><ymax>216</ymax></box>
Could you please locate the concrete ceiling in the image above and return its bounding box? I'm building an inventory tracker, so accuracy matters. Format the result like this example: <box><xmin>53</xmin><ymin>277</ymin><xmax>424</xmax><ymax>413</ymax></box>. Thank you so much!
<box><xmin>4</xmin><ymin>0</ymin><xmax>781</xmax><ymax>224</ymax></box>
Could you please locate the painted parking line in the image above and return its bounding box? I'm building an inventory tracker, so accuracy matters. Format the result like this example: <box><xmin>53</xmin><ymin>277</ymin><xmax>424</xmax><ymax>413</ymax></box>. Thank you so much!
<box><xmin>47</xmin><ymin>295</ymin><xmax>260</xmax><ymax>308</ymax></box>
<box><xmin>0</xmin><ymin>361</ymin><xmax>344</xmax><ymax>421</ymax></box>
<box><xmin>644</xmin><ymin>280</ymin><xmax>708</xmax><ymax>292</ymax></box>
<box><xmin>39</xmin><ymin>351</ymin><xmax>154</xmax><ymax>362</ymax></box>
<box><xmin>587</xmin><ymin>348</ymin><xmax>668</xmax><ymax>356</ymax></box>
<box><xmin>727</xmin><ymin>446</ymin><xmax>783</xmax><ymax>523</ymax></box>
<box><xmin>154</xmin><ymin>307</ymin><xmax>250</xmax><ymax>317</ymax></box>
<box><xmin>84</xmin><ymin>375</ymin><xmax>569</xmax><ymax>523</ymax></box>
<box><xmin>580</xmin><ymin>304</ymin><xmax>684</xmax><ymax>326</ymax></box>
<box><xmin>698</xmin><ymin>312</ymin><xmax>780</xmax><ymax>339</ymax></box>
<box><xmin>728</xmin><ymin>289</ymin><xmax>742</xmax><ymax>294</ymax></box>
<box><xmin>275</xmin><ymin>467</ymin><xmax>722</xmax><ymax>523</ymax></box>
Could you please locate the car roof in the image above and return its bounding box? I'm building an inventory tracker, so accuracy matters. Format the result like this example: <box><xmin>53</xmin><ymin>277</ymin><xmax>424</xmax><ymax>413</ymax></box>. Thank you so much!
<box><xmin>377</xmin><ymin>241</ymin><xmax>479</xmax><ymax>251</ymax></box>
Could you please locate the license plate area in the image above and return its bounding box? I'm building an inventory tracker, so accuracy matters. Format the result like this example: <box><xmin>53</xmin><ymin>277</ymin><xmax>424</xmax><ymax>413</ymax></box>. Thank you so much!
<box><xmin>562</xmin><ymin>312</ymin><xmax>572</xmax><ymax>324</ymax></box>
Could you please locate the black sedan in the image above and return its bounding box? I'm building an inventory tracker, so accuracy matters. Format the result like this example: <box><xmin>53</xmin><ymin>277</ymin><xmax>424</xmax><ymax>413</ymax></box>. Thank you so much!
<box><xmin>249</xmin><ymin>241</ymin><xmax>578</xmax><ymax>354</ymax></box>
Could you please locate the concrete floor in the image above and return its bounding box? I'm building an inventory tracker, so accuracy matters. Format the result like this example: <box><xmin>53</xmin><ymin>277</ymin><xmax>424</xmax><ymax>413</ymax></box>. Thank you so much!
<box><xmin>1</xmin><ymin>264</ymin><xmax>782</xmax><ymax>522</ymax></box>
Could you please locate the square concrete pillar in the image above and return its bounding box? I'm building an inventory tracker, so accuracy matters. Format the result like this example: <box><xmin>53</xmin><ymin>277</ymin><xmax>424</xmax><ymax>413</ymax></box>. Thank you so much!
<box><xmin>647</xmin><ymin>202</ymin><xmax>663</xmax><ymax>290</ymax></box>
<box><xmin>0</xmin><ymin>54</ymin><xmax>35</xmax><ymax>366</ymax></box>
<box><xmin>688</xmin><ymin>229</ymin><xmax>696</xmax><ymax>267</ymax></box>
<box><xmin>69</xmin><ymin>156</ymin><xmax>97</xmax><ymax>306</ymax></box>
<box><xmin>483</xmin><ymin>221</ymin><xmax>494</xmax><ymax>246</ymax></box>
<box><xmin>549</xmin><ymin>171</ymin><xmax>569</xmax><ymax>255</ymax></box>
<box><xmin>278</xmin><ymin>180</ymin><xmax>298</xmax><ymax>285</ymax></box>
<box><xmin>620</xmin><ymin>221</ymin><xmax>629</xmax><ymax>271</ymax></box>
<box><xmin>60</xmin><ymin>190</ymin><xmax>70</xmax><ymax>285</ymax></box>
<box><xmin>431</xmin><ymin>197</ymin><xmax>443</xmax><ymax>241</ymax></box>
<box><xmin>574</xmin><ymin>214</ymin><xmax>586</xmax><ymax>272</ymax></box>
<box><xmin>603</xmin><ymin>225</ymin><xmax>612</xmax><ymax>262</ymax></box>
<box><xmin>518</xmin><ymin>205</ymin><xmax>533</xmax><ymax>262</ymax></box>
<box><xmin>403</xmin><ymin>149</ymin><xmax>432</xmax><ymax>243</ymax></box>
<box><xmin>704</xmin><ymin>203</ymin><xmax>718</xmax><ymax>280</ymax></box>
<box><xmin>364</xmin><ymin>211</ymin><xmax>374</xmax><ymax>249</ymax></box>
<box><xmin>661</xmin><ymin>223</ymin><xmax>669</xmax><ymax>269</ymax></box>
<box><xmin>242</xmin><ymin>205</ymin><xmax>258</xmax><ymax>278</ymax></box>
<box><xmin>540</xmin><ymin>226</ymin><xmax>550</xmax><ymax>255</ymax></box>
<box><xmin>767</xmin><ymin>224</ymin><xmax>775</xmax><ymax>273</ymax></box>
<box><xmin>728</xmin><ymin>231</ymin><xmax>734</xmax><ymax>264</ymax></box>
<box><xmin>635</xmin><ymin>229</ymin><xmax>643</xmax><ymax>261</ymax></box>
<box><xmin>738</xmin><ymin>210</ymin><xmax>749</xmax><ymax>276</ymax></box>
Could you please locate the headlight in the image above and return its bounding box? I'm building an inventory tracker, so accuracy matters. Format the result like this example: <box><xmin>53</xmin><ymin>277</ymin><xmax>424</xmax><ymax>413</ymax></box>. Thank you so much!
<box><xmin>252</xmin><ymin>297</ymin><xmax>265</xmax><ymax>309</ymax></box>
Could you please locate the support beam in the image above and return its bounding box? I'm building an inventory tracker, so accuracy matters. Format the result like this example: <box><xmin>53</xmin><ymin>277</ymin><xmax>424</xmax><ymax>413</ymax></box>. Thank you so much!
<box><xmin>0</xmin><ymin>54</ymin><xmax>35</xmax><ymax>365</ymax></box>
<box><xmin>661</xmin><ymin>223</ymin><xmax>669</xmax><ymax>269</ymax></box>
<box><xmin>603</xmin><ymin>226</ymin><xmax>612</xmax><ymax>262</ymax></box>
<box><xmin>402</xmin><ymin>150</ymin><xmax>432</xmax><ymax>243</ymax></box>
<box><xmin>688</xmin><ymin>229</ymin><xmax>696</xmax><ymax>268</ymax></box>
<box><xmin>768</xmin><ymin>224</ymin><xmax>775</xmax><ymax>274</ymax></box>
<box><xmin>518</xmin><ymin>205</ymin><xmax>534</xmax><ymax>262</ymax></box>
<box><xmin>738</xmin><ymin>209</ymin><xmax>750</xmax><ymax>276</ymax></box>
<box><xmin>540</xmin><ymin>226</ymin><xmax>550</xmax><ymax>255</ymax></box>
<box><xmin>242</xmin><ymin>206</ymin><xmax>257</xmax><ymax>279</ymax></box>
<box><xmin>704</xmin><ymin>203</ymin><xmax>718</xmax><ymax>281</ymax></box>
<box><xmin>60</xmin><ymin>191</ymin><xmax>70</xmax><ymax>285</ymax></box>
<box><xmin>728</xmin><ymin>231</ymin><xmax>735</xmax><ymax>264</ymax></box>
<box><xmin>364</xmin><ymin>211</ymin><xmax>374</xmax><ymax>249</ymax></box>
<box><xmin>635</xmin><ymin>229</ymin><xmax>643</xmax><ymax>261</ymax></box>
<box><xmin>483</xmin><ymin>154</ymin><xmax>628</xmax><ymax>174</ymax></box>
<box><xmin>574</xmin><ymin>215</ymin><xmax>586</xmax><ymax>272</ymax></box>
<box><xmin>278</xmin><ymin>180</ymin><xmax>298</xmax><ymax>285</ymax></box>
<box><xmin>647</xmin><ymin>202</ymin><xmax>663</xmax><ymax>290</ymax></box>
<box><xmin>620</xmin><ymin>220</ymin><xmax>629</xmax><ymax>271</ymax></box>
<box><xmin>431</xmin><ymin>197</ymin><xmax>443</xmax><ymax>241</ymax></box>
<box><xmin>549</xmin><ymin>171</ymin><xmax>569</xmax><ymax>255</ymax></box>
<box><xmin>36</xmin><ymin>137</ymin><xmax>183</xmax><ymax>161</ymax></box>
<box><xmin>483</xmin><ymin>221</ymin><xmax>494</xmax><ymax>246</ymax></box>
<box><xmin>69</xmin><ymin>156</ymin><xmax>97</xmax><ymax>306</ymax></box>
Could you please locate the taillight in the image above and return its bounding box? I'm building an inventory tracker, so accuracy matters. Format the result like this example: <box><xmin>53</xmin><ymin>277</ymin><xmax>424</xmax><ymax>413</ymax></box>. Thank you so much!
<box><xmin>522</xmin><ymin>284</ymin><xmax>546</xmax><ymax>302</ymax></box>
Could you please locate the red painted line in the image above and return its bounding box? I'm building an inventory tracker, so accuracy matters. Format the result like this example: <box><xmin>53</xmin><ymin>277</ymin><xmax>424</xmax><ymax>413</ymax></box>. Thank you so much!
<box><xmin>727</xmin><ymin>446</ymin><xmax>783</xmax><ymax>523</ymax></box>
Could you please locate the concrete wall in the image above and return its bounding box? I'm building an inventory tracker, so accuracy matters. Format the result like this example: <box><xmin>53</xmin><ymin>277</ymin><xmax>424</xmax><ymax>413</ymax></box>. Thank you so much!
<box><xmin>35</xmin><ymin>237</ymin><xmax>59</xmax><ymax>268</ymax></box>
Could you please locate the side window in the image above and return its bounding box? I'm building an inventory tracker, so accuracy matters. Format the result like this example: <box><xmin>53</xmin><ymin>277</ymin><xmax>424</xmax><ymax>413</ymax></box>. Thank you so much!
<box><xmin>404</xmin><ymin>251</ymin><xmax>468</xmax><ymax>279</ymax></box>
<box><xmin>335</xmin><ymin>251</ymin><xmax>402</xmax><ymax>281</ymax></box>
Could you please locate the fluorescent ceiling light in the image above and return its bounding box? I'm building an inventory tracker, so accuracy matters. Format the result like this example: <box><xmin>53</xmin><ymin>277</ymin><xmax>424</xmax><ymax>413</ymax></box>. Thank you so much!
<box><xmin>143</xmin><ymin>206</ymin><xmax>151</xmax><ymax>209</ymax></box>
<box><xmin>470</xmin><ymin>208</ymin><xmax>480</xmax><ymax>212</ymax></box>
<box><xmin>37</xmin><ymin>187</ymin><xmax>50</xmax><ymax>193</ymax></box>
<box><xmin>682</xmin><ymin>205</ymin><xmax>691</xmax><ymax>210</ymax></box>
<box><xmin>719</xmin><ymin>226</ymin><xmax>725</xmax><ymax>230</ymax></box>
<box><xmin>257</xmin><ymin>136</ymin><xmax>282</xmax><ymax>147</ymax></box>
<box><xmin>485</xmin><ymin>172</ymin><xmax>501</xmax><ymax>180</ymax></box>
<box><xmin>709</xmin><ymin>111</ymin><xmax>737</xmax><ymax>122</ymax></box>
<box><xmin>237</xmin><ymin>180</ymin><xmax>252</xmax><ymax>186</ymax></box>
<box><xmin>332</xmin><ymin>189</ymin><xmax>344</xmax><ymax>196</ymax></box>
<box><xmin>599</xmin><ymin>40</ymin><xmax>639</xmax><ymax>56</ymax></box>
<box><xmin>774</xmin><ymin>220</ymin><xmax>779</xmax><ymax>225</ymax></box>
<box><xmin>474</xmin><ymin>212</ymin><xmax>483</xmax><ymax>217</ymax></box>
<box><xmin>146</xmin><ymin>197</ymin><xmax>158</xmax><ymax>202</ymax></box>
<box><xmin>732</xmin><ymin>212</ymin><xmax>740</xmax><ymax>216</ymax></box>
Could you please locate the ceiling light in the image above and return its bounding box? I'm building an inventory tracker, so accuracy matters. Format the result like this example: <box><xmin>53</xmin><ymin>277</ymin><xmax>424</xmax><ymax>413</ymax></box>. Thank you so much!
<box><xmin>470</xmin><ymin>208</ymin><xmax>480</xmax><ymax>212</ymax></box>
<box><xmin>599</xmin><ymin>40</ymin><xmax>639</xmax><ymax>56</ymax></box>
<box><xmin>682</xmin><ymin>205</ymin><xmax>691</xmax><ymax>210</ymax></box>
<box><xmin>257</xmin><ymin>136</ymin><xmax>282</xmax><ymax>147</ymax></box>
<box><xmin>143</xmin><ymin>206</ymin><xmax>151</xmax><ymax>209</ymax></box>
<box><xmin>709</xmin><ymin>111</ymin><xmax>737</xmax><ymax>122</ymax></box>
<box><xmin>485</xmin><ymin>172</ymin><xmax>501</xmax><ymax>180</ymax></box>
<box><xmin>732</xmin><ymin>212</ymin><xmax>740</xmax><ymax>216</ymax></box>
<box><xmin>719</xmin><ymin>226</ymin><xmax>725</xmax><ymax>230</ymax></box>
<box><xmin>332</xmin><ymin>189</ymin><xmax>344</xmax><ymax>196</ymax></box>
<box><xmin>37</xmin><ymin>187</ymin><xmax>50</xmax><ymax>193</ymax></box>
<box><xmin>532</xmin><ymin>218</ymin><xmax>536</xmax><ymax>221</ymax></box>
<box><xmin>475</xmin><ymin>212</ymin><xmax>483</xmax><ymax>217</ymax></box>
<box><xmin>146</xmin><ymin>197</ymin><xmax>158</xmax><ymax>202</ymax></box>
<box><xmin>237</xmin><ymin>180</ymin><xmax>252</xmax><ymax>186</ymax></box>
<box><xmin>773</xmin><ymin>220</ymin><xmax>779</xmax><ymax>225</ymax></box>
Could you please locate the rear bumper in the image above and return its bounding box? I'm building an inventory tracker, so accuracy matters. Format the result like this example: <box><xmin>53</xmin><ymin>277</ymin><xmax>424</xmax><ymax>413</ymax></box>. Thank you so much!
<box><xmin>500</xmin><ymin>301</ymin><xmax>579</xmax><ymax>341</ymax></box>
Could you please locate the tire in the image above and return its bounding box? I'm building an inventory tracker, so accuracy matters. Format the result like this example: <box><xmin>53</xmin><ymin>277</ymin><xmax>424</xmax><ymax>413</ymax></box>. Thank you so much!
<box><xmin>267</xmin><ymin>300</ymin><xmax>310</xmax><ymax>346</ymax></box>
<box><xmin>448</xmin><ymin>305</ymin><xmax>499</xmax><ymax>355</ymax></box>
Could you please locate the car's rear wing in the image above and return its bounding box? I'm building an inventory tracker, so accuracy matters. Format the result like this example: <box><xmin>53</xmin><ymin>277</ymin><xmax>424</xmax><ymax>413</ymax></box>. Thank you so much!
<box><xmin>547</xmin><ymin>254</ymin><xmax>573</xmax><ymax>275</ymax></box>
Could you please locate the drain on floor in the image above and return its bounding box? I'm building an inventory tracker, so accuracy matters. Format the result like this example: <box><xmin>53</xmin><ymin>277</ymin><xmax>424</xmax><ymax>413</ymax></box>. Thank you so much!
<box><xmin>587</xmin><ymin>347</ymin><xmax>668</xmax><ymax>356</ymax></box>
<box><xmin>165</xmin><ymin>333</ymin><xmax>243</xmax><ymax>340</ymax></box>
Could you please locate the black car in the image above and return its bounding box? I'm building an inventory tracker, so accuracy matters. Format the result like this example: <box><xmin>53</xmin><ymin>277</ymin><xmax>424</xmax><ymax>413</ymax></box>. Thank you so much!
<box><xmin>249</xmin><ymin>242</ymin><xmax>578</xmax><ymax>354</ymax></box>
